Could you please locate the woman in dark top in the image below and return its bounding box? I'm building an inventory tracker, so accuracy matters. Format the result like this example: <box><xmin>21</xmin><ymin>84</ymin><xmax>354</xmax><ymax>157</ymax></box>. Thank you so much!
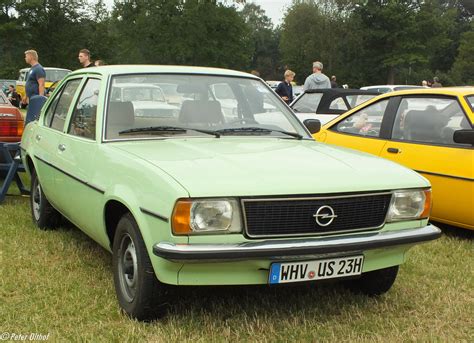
<box><xmin>275</xmin><ymin>70</ymin><xmax>295</xmax><ymax>104</ymax></box>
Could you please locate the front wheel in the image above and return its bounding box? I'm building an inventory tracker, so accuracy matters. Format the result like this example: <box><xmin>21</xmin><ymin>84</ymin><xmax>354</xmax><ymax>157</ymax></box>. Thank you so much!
<box><xmin>30</xmin><ymin>170</ymin><xmax>61</xmax><ymax>229</ymax></box>
<box><xmin>112</xmin><ymin>213</ymin><xmax>168</xmax><ymax>321</ymax></box>
<box><xmin>345</xmin><ymin>265</ymin><xmax>399</xmax><ymax>296</ymax></box>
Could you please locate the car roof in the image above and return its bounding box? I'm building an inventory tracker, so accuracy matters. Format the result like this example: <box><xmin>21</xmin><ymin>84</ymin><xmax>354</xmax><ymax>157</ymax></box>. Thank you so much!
<box><xmin>68</xmin><ymin>65</ymin><xmax>260</xmax><ymax>79</ymax></box>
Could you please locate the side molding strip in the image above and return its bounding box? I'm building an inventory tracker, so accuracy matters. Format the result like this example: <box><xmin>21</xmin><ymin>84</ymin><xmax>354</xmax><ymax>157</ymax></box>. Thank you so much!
<box><xmin>140</xmin><ymin>207</ymin><xmax>169</xmax><ymax>223</ymax></box>
<box><xmin>34</xmin><ymin>155</ymin><xmax>105</xmax><ymax>194</ymax></box>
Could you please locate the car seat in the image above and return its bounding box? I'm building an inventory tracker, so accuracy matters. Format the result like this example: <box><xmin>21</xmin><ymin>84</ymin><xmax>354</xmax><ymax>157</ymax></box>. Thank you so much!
<box><xmin>106</xmin><ymin>101</ymin><xmax>135</xmax><ymax>138</ymax></box>
<box><xmin>178</xmin><ymin>100</ymin><xmax>224</xmax><ymax>126</ymax></box>
<box><xmin>404</xmin><ymin>110</ymin><xmax>449</xmax><ymax>143</ymax></box>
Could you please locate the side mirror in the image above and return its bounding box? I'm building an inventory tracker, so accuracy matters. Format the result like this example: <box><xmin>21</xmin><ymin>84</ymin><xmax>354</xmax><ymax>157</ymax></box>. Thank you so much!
<box><xmin>453</xmin><ymin>129</ymin><xmax>474</xmax><ymax>145</ymax></box>
<box><xmin>303</xmin><ymin>119</ymin><xmax>321</xmax><ymax>134</ymax></box>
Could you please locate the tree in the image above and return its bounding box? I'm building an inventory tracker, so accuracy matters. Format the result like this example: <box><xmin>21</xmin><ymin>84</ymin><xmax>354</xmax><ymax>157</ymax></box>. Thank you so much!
<box><xmin>450</xmin><ymin>22</ymin><xmax>474</xmax><ymax>84</ymax></box>
<box><xmin>239</xmin><ymin>3</ymin><xmax>281</xmax><ymax>79</ymax></box>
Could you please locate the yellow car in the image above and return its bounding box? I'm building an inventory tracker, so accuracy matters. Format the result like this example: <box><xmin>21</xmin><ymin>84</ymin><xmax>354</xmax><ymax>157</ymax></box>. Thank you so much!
<box><xmin>16</xmin><ymin>67</ymin><xmax>71</xmax><ymax>103</ymax></box>
<box><xmin>315</xmin><ymin>87</ymin><xmax>474</xmax><ymax>230</ymax></box>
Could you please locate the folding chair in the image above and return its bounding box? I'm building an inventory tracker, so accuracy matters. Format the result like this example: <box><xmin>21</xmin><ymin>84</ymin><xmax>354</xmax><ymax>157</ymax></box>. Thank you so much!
<box><xmin>0</xmin><ymin>142</ymin><xmax>29</xmax><ymax>203</ymax></box>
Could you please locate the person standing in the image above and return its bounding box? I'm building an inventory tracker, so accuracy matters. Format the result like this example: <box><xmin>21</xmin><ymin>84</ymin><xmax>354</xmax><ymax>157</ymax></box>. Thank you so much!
<box><xmin>78</xmin><ymin>49</ymin><xmax>94</xmax><ymax>68</ymax></box>
<box><xmin>330</xmin><ymin>75</ymin><xmax>338</xmax><ymax>88</ymax></box>
<box><xmin>23</xmin><ymin>49</ymin><xmax>46</xmax><ymax>105</ymax></box>
<box><xmin>432</xmin><ymin>77</ymin><xmax>443</xmax><ymax>88</ymax></box>
<box><xmin>275</xmin><ymin>70</ymin><xmax>295</xmax><ymax>104</ymax></box>
<box><xmin>7</xmin><ymin>85</ymin><xmax>21</xmax><ymax>107</ymax></box>
<box><xmin>303</xmin><ymin>61</ymin><xmax>331</xmax><ymax>91</ymax></box>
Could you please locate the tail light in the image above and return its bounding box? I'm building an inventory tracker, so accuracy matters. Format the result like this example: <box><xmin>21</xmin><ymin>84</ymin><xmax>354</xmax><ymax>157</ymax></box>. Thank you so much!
<box><xmin>0</xmin><ymin>120</ymin><xmax>23</xmax><ymax>137</ymax></box>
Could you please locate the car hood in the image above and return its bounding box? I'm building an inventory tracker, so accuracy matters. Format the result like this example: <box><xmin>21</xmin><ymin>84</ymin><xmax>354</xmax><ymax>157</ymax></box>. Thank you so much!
<box><xmin>111</xmin><ymin>138</ymin><xmax>428</xmax><ymax>197</ymax></box>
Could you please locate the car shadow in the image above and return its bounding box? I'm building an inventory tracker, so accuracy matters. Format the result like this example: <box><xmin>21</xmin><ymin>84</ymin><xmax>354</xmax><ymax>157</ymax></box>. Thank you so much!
<box><xmin>431</xmin><ymin>221</ymin><xmax>473</xmax><ymax>240</ymax></box>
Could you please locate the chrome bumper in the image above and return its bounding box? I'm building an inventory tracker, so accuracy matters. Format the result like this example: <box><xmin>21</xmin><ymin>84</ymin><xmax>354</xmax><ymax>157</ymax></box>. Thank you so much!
<box><xmin>153</xmin><ymin>225</ymin><xmax>442</xmax><ymax>262</ymax></box>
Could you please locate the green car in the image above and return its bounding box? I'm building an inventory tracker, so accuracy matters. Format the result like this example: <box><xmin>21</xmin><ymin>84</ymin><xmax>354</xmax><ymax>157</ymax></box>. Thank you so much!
<box><xmin>21</xmin><ymin>65</ymin><xmax>441</xmax><ymax>321</ymax></box>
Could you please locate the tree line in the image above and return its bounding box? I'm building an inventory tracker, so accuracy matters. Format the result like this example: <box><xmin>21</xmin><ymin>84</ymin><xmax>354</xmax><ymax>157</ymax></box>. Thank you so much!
<box><xmin>0</xmin><ymin>0</ymin><xmax>472</xmax><ymax>87</ymax></box>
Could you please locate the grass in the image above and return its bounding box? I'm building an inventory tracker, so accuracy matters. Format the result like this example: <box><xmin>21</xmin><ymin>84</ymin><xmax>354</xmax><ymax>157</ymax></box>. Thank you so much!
<box><xmin>0</xmin><ymin>178</ymin><xmax>473</xmax><ymax>342</ymax></box>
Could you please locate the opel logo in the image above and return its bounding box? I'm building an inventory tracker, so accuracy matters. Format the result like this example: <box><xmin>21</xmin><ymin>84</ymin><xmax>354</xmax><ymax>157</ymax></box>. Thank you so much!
<box><xmin>313</xmin><ymin>205</ymin><xmax>338</xmax><ymax>227</ymax></box>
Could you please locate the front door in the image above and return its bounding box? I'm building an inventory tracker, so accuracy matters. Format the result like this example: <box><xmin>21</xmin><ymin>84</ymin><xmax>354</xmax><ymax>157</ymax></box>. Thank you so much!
<box><xmin>379</xmin><ymin>96</ymin><xmax>474</xmax><ymax>229</ymax></box>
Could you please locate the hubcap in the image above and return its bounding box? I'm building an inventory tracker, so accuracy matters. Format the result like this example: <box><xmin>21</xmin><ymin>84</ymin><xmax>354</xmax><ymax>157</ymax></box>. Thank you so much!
<box><xmin>118</xmin><ymin>233</ymin><xmax>138</xmax><ymax>303</ymax></box>
<box><xmin>32</xmin><ymin>182</ymin><xmax>42</xmax><ymax>221</ymax></box>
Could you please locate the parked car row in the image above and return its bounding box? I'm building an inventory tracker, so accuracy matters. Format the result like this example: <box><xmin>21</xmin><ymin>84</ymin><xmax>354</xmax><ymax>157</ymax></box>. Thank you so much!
<box><xmin>21</xmin><ymin>65</ymin><xmax>443</xmax><ymax>320</ymax></box>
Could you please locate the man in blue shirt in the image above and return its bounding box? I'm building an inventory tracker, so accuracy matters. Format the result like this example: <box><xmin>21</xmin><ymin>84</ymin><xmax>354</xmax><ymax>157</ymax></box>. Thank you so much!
<box><xmin>275</xmin><ymin>70</ymin><xmax>295</xmax><ymax>104</ymax></box>
<box><xmin>23</xmin><ymin>49</ymin><xmax>46</xmax><ymax>105</ymax></box>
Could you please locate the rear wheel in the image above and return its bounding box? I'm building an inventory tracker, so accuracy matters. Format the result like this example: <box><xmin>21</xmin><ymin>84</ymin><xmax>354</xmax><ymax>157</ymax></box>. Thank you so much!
<box><xmin>113</xmin><ymin>213</ymin><xmax>168</xmax><ymax>321</ymax></box>
<box><xmin>30</xmin><ymin>170</ymin><xmax>61</xmax><ymax>229</ymax></box>
<box><xmin>346</xmin><ymin>265</ymin><xmax>399</xmax><ymax>296</ymax></box>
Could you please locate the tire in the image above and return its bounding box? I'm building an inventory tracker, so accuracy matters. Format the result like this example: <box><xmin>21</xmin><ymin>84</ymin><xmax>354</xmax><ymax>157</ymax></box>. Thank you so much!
<box><xmin>112</xmin><ymin>213</ymin><xmax>168</xmax><ymax>321</ymax></box>
<box><xmin>346</xmin><ymin>265</ymin><xmax>399</xmax><ymax>296</ymax></box>
<box><xmin>30</xmin><ymin>170</ymin><xmax>61</xmax><ymax>229</ymax></box>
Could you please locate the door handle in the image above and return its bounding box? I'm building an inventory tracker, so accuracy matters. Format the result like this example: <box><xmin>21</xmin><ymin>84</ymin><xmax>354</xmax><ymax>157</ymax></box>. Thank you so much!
<box><xmin>58</xmin><ymin>144</ymin><xmax>66</xmax><ymax>152</ymax></box>
<box><xmin>35</xmin><ymin>135</ymin><xmax>41</xmax><ymax>142</ymax></box>
<box><xmin>387</xmin><ymin>147</ymin><xmax>401</xmax><ymax>154</ymax></box>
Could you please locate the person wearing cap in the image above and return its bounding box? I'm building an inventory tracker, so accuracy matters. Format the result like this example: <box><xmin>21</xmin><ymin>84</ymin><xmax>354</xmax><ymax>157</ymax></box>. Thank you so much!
<box><xmin>303</xmin><ymin>61</ymin><xmax>331</xmax><ymax>91</ymax></box>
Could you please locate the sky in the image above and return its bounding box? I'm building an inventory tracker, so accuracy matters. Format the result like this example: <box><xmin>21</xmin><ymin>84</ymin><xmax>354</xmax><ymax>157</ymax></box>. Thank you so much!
<box><xmin>103</xmin><ymin>0</ymin><xmax>292</xmax><ymax>26</ymax></box>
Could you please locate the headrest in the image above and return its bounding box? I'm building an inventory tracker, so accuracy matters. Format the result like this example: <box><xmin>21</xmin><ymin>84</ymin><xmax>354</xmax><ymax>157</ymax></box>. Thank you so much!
<box><xmin>107</xmin><ymin>101</ymin><xmax>134</xmax><ymax>127</ymax></box>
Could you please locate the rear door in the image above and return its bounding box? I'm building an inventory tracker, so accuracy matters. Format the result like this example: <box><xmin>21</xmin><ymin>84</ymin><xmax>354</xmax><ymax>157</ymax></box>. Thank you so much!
<box><xmin>379</xmin><ymin>95</ymin><xmax>474</xmax><ymax>228</ymax></box>
<box><xmin>32</xmin><ymin>77</ymin><xmax>83</xmax><ymax>207</ymax></box>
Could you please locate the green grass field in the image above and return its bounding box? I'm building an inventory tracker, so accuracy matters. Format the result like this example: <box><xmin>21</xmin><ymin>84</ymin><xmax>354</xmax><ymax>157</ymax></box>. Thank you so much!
<box><xmin>0</xmin><ymin>179</ymin><xmax>473</xmax><ymax>342</ymax></box>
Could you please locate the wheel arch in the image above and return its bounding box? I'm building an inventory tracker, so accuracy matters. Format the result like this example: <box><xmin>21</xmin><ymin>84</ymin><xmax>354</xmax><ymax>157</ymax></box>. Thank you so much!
<box><xmin>104</xmin><ymin>199</ymin><xmax>134</xmax><ymax>249</ymax></box>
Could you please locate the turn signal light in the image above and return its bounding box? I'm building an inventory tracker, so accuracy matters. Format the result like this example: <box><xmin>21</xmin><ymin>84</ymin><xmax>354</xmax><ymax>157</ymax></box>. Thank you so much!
<box><xmin>420</xmin><ymin>189</ymin><xmax>432</xmax><ymax>219</ymax></box>
<box><xmin>171</xmin><ymin>200</ymin><xmax>192</xmax><ymax>235</ymax></box>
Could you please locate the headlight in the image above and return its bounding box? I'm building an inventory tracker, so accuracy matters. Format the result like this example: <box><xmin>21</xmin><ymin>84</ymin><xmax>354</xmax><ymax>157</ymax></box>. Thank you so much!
<box><xmin>172</xmin><ymin>198</ymin><xmax>242</xmax><ymax>235</ymax></box>
<box><xmin>387</xmin><ymin>189</ymin><xmax>431</xmax><ymax>222</ymax></box>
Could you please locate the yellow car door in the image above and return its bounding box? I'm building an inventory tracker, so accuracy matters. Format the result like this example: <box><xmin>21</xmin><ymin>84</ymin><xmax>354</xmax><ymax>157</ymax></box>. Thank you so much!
<box><xmin>318</xmin><ymin>98</ymin><xmax>393</xmax><ymax>156</ymax></box>
<box><xmin>379</xmin><ymin>95</ymin><xmax>474</xmax><ymax>230</ymax></box>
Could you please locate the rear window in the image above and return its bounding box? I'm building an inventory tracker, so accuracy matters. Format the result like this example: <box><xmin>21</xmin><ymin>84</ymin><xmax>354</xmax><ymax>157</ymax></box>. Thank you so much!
<box><xmin>45</xmin><ymin>70</ymin><xmax>70</xmax><ymax>82</ymax></box>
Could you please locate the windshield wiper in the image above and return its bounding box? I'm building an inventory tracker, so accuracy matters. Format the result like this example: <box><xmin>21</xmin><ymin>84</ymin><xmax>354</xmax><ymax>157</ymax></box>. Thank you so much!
<box><xmin>215</xmin><ymin>127</ymin><xmax>303</xmax><ymax>139</ymax></box>
<box><xmin>118</xmin><ymin>126</ymin><xmax>220</xmax><ymax>137</ymax></box>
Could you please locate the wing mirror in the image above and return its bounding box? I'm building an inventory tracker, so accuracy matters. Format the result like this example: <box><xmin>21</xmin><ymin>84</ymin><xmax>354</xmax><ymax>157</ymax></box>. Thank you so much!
<box><xmin>303</xmin><ymin>119</ymin><xmax>321</xmax><ymax>134</ymax></box>
<box><xmin>453</xmin><ymin>129</ymin><xmax>474</xmax><ymax>145</ymax></box>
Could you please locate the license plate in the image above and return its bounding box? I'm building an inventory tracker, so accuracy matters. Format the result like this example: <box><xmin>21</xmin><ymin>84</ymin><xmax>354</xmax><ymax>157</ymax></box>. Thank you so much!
<box><xmin>269</xmin><ymin>255</ymin><xmax>364</xmax><ymax>284</ymax></box>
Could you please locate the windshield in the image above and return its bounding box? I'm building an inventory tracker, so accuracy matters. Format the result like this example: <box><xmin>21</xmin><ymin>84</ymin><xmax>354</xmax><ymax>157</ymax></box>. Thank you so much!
<box><xmin>105</xmin><ymin>74</ymin><xmax>308</xmax><ymax>140</ymax></box>
<box><xmin>45</xmin><ymin>70</ymin><xmax>70</xmax><ymax>82</ymax></box>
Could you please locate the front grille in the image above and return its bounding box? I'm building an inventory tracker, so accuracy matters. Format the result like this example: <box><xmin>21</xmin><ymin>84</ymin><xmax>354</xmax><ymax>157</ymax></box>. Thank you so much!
<box><xmin>242</xmin><ymin>193</ymin><xmax>392</xmax><ymax>237</ymax></box>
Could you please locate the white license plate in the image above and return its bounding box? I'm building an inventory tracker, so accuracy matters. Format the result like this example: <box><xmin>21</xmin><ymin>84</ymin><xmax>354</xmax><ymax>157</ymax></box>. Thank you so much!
<box><xmin>269</xmin><ymin>255</ymin><xmax>364</xmax><ymax>284</ymax></box>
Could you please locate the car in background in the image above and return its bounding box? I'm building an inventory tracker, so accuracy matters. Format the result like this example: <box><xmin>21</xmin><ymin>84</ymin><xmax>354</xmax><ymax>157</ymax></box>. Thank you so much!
<box><xmin>21</xmin><ymin>65</ymin><xmax>440</xmax><ymax>320</ymax></box>
<box><xmin>361</xmin><ymin>85</ymin><xmax>426</xmax><ymax>93</ymax></box>
<box><xmin>110</xmin><ymin>83</ymin><xmax>179</xmax><ymax>118</ymax></box>
<box><xmin>16</xmin><ymin>67</ymin><xmax>71</xmax><ymax>104</ymax></box>
<box><xmin>314</xmin><ymin>87</ymin><xmax>474</xmax><ymax>230</ymax></box>
<box><xmin>0</xmin><ymin>90</ymin><xmax>23</xmax><ymax>142</ymax></box>
<box><xmin>290</xmin><ymin>89</ymin><xmax>380</xmax><ymax>125</ymax></box>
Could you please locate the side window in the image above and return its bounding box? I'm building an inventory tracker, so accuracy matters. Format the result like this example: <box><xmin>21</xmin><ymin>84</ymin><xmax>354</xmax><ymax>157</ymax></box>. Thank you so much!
<box><xmin>49</xmin><ymin>79</ymin><xmax>82</xmax><ymax>131</ymax></box>
<box><xmin>68</xmin><ymin>79</ymin><xmax>100</xmax><ymax>140</ymax></box>
<box><xmin>334</xmin><ymin>99</ymin><xmax>389</xmax><ymax>137</ymax></box>
<box><xmin>329</xmin><ymin>97</ymin><xmax>348</xmax><ymax>111</ymax></box>
<box><xmin>43</xmin><ymin>89</ymin><xmax>62</xmax><ymax>126</ymax></box>
<box><xmin>292</xmin><ymin>93</ymin><xmax>323</xmax><ymax>113</ymax></box>
<box><xmin>391</xmin><ymin>97</ymin><xmax>472</xmax><ymax>146</ymax></box>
